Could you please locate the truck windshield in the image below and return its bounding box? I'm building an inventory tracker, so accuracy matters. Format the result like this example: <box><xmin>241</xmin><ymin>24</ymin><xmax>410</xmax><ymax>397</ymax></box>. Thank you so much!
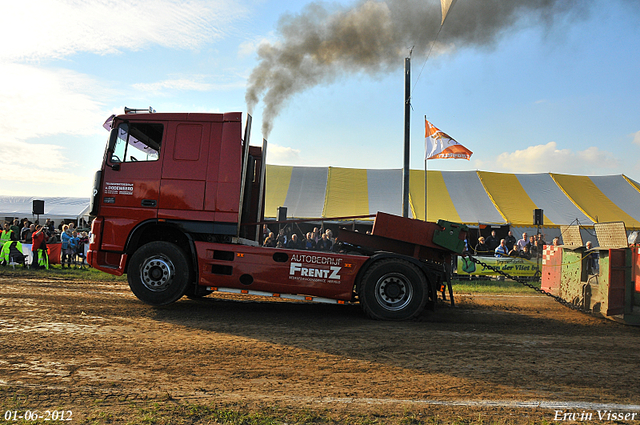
<box><xmin>111</xmin><ymin>122</ymin><xmax>163</xmax><ymax>163</ymax></box>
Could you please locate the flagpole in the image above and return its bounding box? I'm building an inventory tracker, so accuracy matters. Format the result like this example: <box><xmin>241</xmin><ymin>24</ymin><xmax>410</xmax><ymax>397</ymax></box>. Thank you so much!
<box><xmin>424</xmin><ymin>116</ymin><xmax>428</xmax><ymax>222</ymax></box>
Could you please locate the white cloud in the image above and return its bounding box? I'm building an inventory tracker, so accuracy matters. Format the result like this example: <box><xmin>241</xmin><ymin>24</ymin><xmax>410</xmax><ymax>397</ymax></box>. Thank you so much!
<box><xmin>133</xmin><ymin>79</ymin><xmax>215</xmax><ymax>93</ymax></box>
<box><xmin>632</xmin><ymin>130</ymin><xmax>640</xmax><ymax>146</ymax></box>
<box><xmin>477</xmin><ymin>141</ymin><xmax>620</xmax><ymax>175</ymax></box>
<box><xmin>132</xmin><ymin>77</ymin><xmax>245</xmax><ymax>94</ymax></box>
<box><xmin>267</xmin><ymin>144</ymin><xmax>301</xmax><ymax>164</ymax></box>
<box><xmin>0</xmin><ymin>138</ymin><xmax>79</xmax><ymax>185</ymax></box>
<box><xmin>0</xmin><ymin>0</ymin><xmax>248</xmax><ymax>62</ymax></box>
<box><xmin>0</xmin><ymin>63</ymin><xmax>108</xmax><ymax>140</ymax></box>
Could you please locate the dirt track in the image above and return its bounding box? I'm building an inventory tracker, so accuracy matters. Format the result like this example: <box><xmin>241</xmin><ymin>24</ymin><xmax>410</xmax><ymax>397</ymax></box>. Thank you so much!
<box><xmin>1</xmin><ymin>275</ymin><xmax>640</xmax><ymax>424</ymax></box>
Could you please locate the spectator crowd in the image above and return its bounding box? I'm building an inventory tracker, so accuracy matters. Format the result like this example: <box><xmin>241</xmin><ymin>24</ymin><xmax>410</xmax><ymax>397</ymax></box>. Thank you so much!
<box><xmin>472</xmin><ymin>230</ymin><xmax>555</xmax><ymax>260</ymax></box>
<box><xmin>262</xmin><ymin>225</ymin><xmax>339</xmax><ymax>252</ymax></box>
<box><xmin>0</xmin><ymin>218</ymin><xmax>89</xmax><ymax>269</ymax></box>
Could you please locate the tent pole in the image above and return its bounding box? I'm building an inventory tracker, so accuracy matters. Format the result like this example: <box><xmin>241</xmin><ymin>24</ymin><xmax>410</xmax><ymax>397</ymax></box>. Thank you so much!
<box><xmin>402</xmin><ymin>56</ymin><xmax>411</xmax><ymax>218</ymax></box>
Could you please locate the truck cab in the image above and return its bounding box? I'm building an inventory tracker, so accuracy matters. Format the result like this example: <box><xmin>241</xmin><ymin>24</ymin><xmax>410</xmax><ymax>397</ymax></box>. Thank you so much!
<box><xmin>88</xmin><ymin>109</ymin><xmax>262</xmax><ymax>277</ymax></box>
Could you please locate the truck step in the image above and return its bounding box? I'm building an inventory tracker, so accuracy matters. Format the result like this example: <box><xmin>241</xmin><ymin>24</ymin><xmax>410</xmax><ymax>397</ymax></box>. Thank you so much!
<box><xmin>205</xmin><ymin>286</ymin><xmax>351</xmax><ymax>305</ymax></box>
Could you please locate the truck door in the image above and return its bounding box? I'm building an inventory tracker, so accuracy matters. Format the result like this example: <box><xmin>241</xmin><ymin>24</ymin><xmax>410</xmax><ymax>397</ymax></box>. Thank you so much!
<box><xmin>99</xmin><ymin>121</ymin><xmax>164</xmax><ymax>250</ymax></box>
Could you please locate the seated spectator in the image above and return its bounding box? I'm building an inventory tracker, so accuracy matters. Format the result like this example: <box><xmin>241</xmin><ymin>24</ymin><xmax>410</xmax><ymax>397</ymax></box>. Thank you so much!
<box><xmin>263</xmin><ymin>232</ymin><xmax>277</xmax><ymax>247</ymax></box>
<box><xmin>286</xmin><ymin>233</ymin><xmax>302</xmax><ymax>250</ymax></box>
<box><xmin>474</xmin><ymin>237</ymin><xmax>490</xmax><ymax>256</ymax></box>
<box><xmin>508</xmin><ymin>244</ymin><xmax>519</xmax><ymax>257</ymax></box>
<box><xmin>494</xmin><ymin>239</ymin><xmax>509</xmax><ymax>257</ymax></box>
<box><xmin>519</xmin><ymin>245</ymin><xmax>531</xmax><ymax>260</ymax></box>
<box><xmin>1</xmin><ymin>240</ymin><xmax>26</xmax><ymax>267</ymax></box>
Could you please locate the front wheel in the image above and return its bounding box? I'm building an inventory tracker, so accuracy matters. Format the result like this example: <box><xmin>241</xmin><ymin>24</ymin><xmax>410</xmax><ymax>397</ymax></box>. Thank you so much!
<box><xmin>128</xmin><ymin>241</ymin><xmax>191</xmax><ymax>306</ymax></box>
<box><xmin>359</xmin><ymin>258</ymin><xmax>429</xmax><ymax>321</ymax></box>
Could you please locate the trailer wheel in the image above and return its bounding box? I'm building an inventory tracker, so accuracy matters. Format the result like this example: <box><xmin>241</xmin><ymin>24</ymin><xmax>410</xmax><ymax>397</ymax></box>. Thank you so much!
<box><xmin>360</xmin><ymin>259</ymin><xmax>429</xmax><ymax>321</ymax></box>
<box><xmin>128</xmin><ymin>241</ymin><xmax>191</xmax><ymax>306</ymax></box>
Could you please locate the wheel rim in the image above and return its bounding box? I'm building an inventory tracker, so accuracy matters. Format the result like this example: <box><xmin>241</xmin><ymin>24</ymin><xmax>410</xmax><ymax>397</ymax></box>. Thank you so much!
<box><xmin>140</xmin><ymin>255</ymin><xmax>175</xmax><ymax>292</ymax></box>
<box><xmin>374</xmin><ymin>272</ymin><xmax>414</xmax><ymax>311</ymax></box>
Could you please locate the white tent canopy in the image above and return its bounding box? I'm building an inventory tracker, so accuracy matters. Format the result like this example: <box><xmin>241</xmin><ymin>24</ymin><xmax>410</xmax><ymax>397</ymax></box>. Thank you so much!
<box><xmin>0</xmin><ymin>196</ymin><xmax>90</xmax><ymax>225</ymax></box>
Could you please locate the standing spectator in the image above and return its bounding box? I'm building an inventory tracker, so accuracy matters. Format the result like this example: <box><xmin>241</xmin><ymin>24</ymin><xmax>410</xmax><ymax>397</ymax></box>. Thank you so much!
<box><xmin>60</xmin><ymin>225</ymin><xmax>73</xmax><ymax>268</ymax></box>
<box><xmin>325</xmin><ymin>229</ymin><xmax>336</xmax><ymax>246</ymax></box>
<box><xmin>10</xmin><ymin>219</ymin><xmax>20</xmax><ymax>239</ymax></box>
<box><xmin>528</xmin><ymin>235</ymin><xmax>537</xmax><ymax>257</ymax></box>
<box><xmin>494</xmin><ymin>239</ymin><xmax>509</xmax><ymax>257</ymax></box>
<box><xmin>485</xmin><ymin>230</ymin><xmax>499</xmax><ymax>252</ymax></box>
<box><xmin>276</xmin><ymin>229</ymin><xmax>286</xmax><ymax>248</ymax></box>
<box><xmin>585</xmin><ymin>241</ymin><xmax>599</xmax><ymax>275</ymax></box>
<box><xmin>31</xmin><ymin>225</ymin><xmax>49</xmax><ymax>269</ymax></box>
<box><xmin>508</xmin><ymin>244</ymin><xmax>519</xmax><ymax>257</ymax></box>
<box><xmin>0</xmin><ymin>223</ymin><xmax>14</xmax><ymax>245</ymax></box>
<box><xmin>517</xmin><ymin>232</ymin><xmax>528</xmax><ymax>251</ymax></box>
<box><xmin>69</xmin><ymin>231</ymin><xmax>82</xmax><ymax>267</ymax></box>
<box><xmin>22</xmin><ymin>224</ymin><xmax>35</xmax><ymax>243</ymax></box>
<box><xmin>304</xmin><ymin>232</ymin><xmax>316</xmax><ymax>250</ymax></box>
<box><xmin>505</xmin><ymin>231</ymin><xmax>517</xmax><ymax>251</ymax></box>
<box><xmin>535</xmin><ymin>234</ymin><xmax>546</xmax><ymax>258</ymax></box>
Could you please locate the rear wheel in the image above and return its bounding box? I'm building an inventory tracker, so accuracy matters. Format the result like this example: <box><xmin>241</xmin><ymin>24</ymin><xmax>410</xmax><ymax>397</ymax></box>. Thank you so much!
<box><xmin>128</xmin><ymin>241</ymin><xmax>191</xmax><ymax>306</ymax></box>
<box><xmin>359</xmin><ymin>258</ymin><xmax>429</xmax><ymax>321</ymax></box>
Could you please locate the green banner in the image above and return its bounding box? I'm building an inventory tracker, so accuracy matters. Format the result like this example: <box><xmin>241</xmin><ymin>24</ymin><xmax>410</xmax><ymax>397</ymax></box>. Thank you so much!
<box><xmin>457</xmin><ymin>256</ymin><xmax>540</xmax><ymax>277</ymax></box>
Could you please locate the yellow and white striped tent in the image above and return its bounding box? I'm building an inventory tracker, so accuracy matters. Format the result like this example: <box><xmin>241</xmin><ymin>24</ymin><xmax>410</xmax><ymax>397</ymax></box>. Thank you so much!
<box><xmin>265</xmin><ymin>165</ymin><xmax>640</xmax><ymax>229</ymax></box>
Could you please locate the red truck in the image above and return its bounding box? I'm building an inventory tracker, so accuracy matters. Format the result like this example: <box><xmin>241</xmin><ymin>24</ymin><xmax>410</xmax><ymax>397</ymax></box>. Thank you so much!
<box><xmin>88</xmin><ymin>108</ymin><xmax>467</xmax><ymax>320</ymax></box>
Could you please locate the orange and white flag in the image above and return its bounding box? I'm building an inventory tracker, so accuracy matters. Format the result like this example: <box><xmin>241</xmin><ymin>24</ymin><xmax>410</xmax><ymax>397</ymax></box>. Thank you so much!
<box><xmin>425</xmin><ymin>118</ymin><xmax>472</xmax><ymax>160</ymax></box>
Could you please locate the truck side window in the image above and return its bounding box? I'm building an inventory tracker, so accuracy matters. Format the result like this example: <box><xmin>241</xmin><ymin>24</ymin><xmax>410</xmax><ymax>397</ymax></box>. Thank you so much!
<box><xmin>112</xmin><ymin>122</ymin><xmax>163</xmax><ymax>163</ymax></box>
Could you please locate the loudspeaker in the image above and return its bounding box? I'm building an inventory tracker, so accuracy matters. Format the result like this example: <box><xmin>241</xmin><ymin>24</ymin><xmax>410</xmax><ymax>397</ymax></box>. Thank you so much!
<box><xmin>32</xmin><ymin>200</ymin><xmax>45</xmax><ymax>215</ymax></box>
<box><xmin>533</xmin><ymin>208</ymin><xmax>543</xmax><ymax>226</ymax></box>
<box><xmin>277</xmin><ymin>206</ymin><xmax>287</xmax><ymax>222</ymax></box>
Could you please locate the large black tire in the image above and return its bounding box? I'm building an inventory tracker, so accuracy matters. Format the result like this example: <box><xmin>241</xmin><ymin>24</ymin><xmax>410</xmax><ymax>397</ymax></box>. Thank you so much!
<box><xmin>359</xmin><ymin>258</ymin><xmax>429</xmax><ymax>321</ymax></box>
<box><xmin>127</xmin><ymin>241</ymin><xmax>191</xmax><ymax>306</ymax></box>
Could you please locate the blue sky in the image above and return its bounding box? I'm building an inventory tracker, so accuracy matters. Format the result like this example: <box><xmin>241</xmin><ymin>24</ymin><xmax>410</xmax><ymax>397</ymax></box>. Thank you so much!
<box><xmin>1</xmin><ymin>0</ymin><xmax>639</xmax><ymax>198</ymax></box>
